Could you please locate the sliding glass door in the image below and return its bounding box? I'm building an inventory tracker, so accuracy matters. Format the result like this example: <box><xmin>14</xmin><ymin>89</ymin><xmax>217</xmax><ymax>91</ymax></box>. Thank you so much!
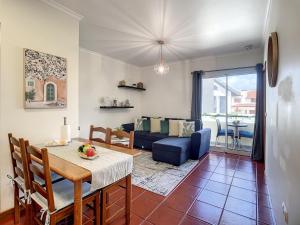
<box><xmin>202</xmin><ymin>72</ymin><xmax>257</xmax><ymax>155</ymax></box>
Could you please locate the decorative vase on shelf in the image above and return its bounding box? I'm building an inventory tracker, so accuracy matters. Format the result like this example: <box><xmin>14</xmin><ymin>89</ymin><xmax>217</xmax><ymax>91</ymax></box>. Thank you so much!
<box><xmin>119</xmin><ymin>80</ymin><xmax>126</xmax><ymax>86</ymax></box>
<box><xmin>101</xmin><ymin>96</ymin><xmax>111</xmax><ymax>106</ymax></box>
<box><xmin>112</xmin><ymin>99</ymin><xmax>118</xmax><ymax>106</ymax></box>
<box><xmin>137</xmin><ymin>82</ymin><xmax>144</xmax><ymax>88</ymax></box>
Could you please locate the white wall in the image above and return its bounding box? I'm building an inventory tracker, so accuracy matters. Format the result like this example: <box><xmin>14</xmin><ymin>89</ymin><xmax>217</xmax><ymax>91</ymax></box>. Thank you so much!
<box><xmin>79</xmin><ymin>49</ymin><xmax>142</xmax><ymax>138</ymax></box>
<box><xmin>0</xmin><ymin>0</ymin><xmax>79</xmax><ymax>212</ymax></box>
<box><xmin>264</xmin><ymin>0</ymin><xmax>300</xmax><ymax>224</ymax></box>
<box><xmin>140</xmin><ymin>49</ymin><xmax>263</xmax><ymax>118</ymax></box>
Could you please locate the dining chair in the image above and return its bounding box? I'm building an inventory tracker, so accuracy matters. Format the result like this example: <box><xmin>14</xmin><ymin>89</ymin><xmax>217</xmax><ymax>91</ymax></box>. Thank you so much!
<box><xmin>108</xmin><ymin>128</ymin><xmax>134</xmax><ymax>149</ymax></box>
<box><xmin>215</xmin><ymin>119</ymin><xmax>234</xmax><ymax>146</ymax></box>
<box><xmin>101</xmin><ymin>128</ymin><xmax>133</xmax><ymax>225</ymax></box>
<box><xmin>239</xmin><ymin>130</ymin><xmax>254</xmax><ymax>139</ymax></box>
<box><xmin>89</xmin><ymin>125</ymin><xmax>109</xmax><ymax>143</ymax></box>
<box><xmin>8</xmin><ymin>133</ymin><xmax>31</xmax><ymax>225</ymax></box>
<box><xmin>25</xmin><ymin>144</ymin><xmax>100</xmax><ymax>225</ymax></box>
<box><xmin>101</xmin><ymin>175</ymin><xmax>131</xmax><ymax>225</ymax></box>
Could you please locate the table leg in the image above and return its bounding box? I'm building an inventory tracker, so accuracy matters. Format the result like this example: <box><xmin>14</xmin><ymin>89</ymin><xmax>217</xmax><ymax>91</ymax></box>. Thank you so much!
<box><xmin>125</xmin><ymin>174</ymin><xmax>132</xmax><ymax>225</ymax></box>
<box><xmin>74</xmin><ymin>179</ymin><xmax>82</xmax><ymax>225</ymax></box>
<box><xmin>234</xmin><ymin>126</ymin><xmax>239</xmax><ymax>149</ymax></box>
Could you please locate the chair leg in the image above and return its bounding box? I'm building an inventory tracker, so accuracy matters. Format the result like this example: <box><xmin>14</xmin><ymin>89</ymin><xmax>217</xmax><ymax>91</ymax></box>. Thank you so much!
<box><xmin>24</xmin><ymin>204</ymin><xmax>32</xmax><ymax>225</ymax></box>
<box><xmin>31</xmin><ymin>202</ymin><xmax>36</xmax><ymax>225</ymax></box>
<box><xmin>14</xmin><ymin>186</ymin><xmax>20</xmax><ymax>224</ymax></box>
<box><xmin>49</xmin><ymin>215</ymin><xmax>55</xmax><ymax>225</ymax></box>
<box><xmin>125</xmin><ymin>175</ymin><xmax>132</xmax><ymax>225</ymax></box>
<box><xmin>101</xmin><ymin>190</ymin><xmax>107</xmax><ymax>225</ymax></box>
<box><xmin>215</xmin><ymin>136</ymin><xmax>218</xmax><ymax>146</ymax></box>
<box><xmin>94</xmin><ymin>193</ymin><xmax>100</xmax><ymax>225</ymax></box>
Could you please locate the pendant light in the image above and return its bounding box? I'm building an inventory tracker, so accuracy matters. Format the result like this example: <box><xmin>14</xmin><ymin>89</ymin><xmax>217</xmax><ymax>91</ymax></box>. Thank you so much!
<box><xmin>154</xmin><ymin>40</ymin><xmax>169</xmax><ymax>75</ymax></box>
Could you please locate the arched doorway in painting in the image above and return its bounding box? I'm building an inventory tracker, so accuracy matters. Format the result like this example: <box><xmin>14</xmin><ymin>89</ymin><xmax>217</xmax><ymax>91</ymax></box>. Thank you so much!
<box><xmin>44</xmin><ymin>82</ymin><xmax>57</xmax><ymax>102</ymax></box>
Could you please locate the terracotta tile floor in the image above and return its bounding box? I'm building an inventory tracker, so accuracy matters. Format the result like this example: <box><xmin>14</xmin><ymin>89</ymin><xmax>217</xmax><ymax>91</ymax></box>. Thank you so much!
<box><xmin>1</xmin><ymin>151</ymin><xmax>276</xmax><ymax>225</ymax></box>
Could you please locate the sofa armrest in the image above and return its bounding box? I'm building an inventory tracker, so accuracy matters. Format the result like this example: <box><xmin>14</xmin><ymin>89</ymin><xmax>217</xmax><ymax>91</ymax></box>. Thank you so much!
<box><xmin>190</xmin><ymin>128</ymin><xmax>211</xmax><ymax>160</ymax></box>
<box><xmin>122</xmin><ymin>123</ymin><xmax>134</xmax><ymax>132</ymax></box>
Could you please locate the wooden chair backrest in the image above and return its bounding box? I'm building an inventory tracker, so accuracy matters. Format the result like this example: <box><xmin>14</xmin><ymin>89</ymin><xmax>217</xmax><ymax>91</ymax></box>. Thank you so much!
<box><xmin>108</xmin><ymin>128</ymin><xmax>134</xmax><ymax>149</ymax></box>
<box><xmin>26</xmin><ymin>145</ymin><xmax>55</xmax><ymax>212</ymax></box>
<box><xmin>8</xmin><ymin>133</ymin><xmax>31</xmax><ymax>191</ymax></box>
<box><xmin>89</xmin><ymin>125</ymin><xmax>109</xmax><ymax>143</ymax></box>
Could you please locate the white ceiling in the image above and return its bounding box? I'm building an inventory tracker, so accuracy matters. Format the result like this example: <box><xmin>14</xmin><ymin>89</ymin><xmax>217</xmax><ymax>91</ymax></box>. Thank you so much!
<box><xmin>54</xmin><ymin>0</ymin><xmax>268</xmax><ymax>67</ymax></box>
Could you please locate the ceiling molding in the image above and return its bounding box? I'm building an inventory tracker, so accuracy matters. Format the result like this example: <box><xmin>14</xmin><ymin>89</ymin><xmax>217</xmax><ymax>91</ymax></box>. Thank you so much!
<box><xmin>79</xmin><ymin>47</ymin><xmax>139</xmax><ymax>68</ymax></box>
<box><xmin>40</xmin><ymin>0</ymin><xmax>84</xmax><ymax>21</ymax></box>
<box><xmin>80</xmin><ymin>47</ymin><xmax>103</xmax><ymax>57</ymax></box>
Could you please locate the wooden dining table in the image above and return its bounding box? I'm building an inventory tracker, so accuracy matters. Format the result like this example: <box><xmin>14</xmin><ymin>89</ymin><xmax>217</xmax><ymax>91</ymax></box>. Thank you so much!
<box><xmin>42</xmin><ymin>138</ymin><xmax>141</xmax><ymax>225</ymax></box>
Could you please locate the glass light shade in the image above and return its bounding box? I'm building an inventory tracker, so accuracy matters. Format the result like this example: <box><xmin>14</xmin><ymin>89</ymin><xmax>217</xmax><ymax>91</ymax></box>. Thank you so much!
<box><xmin>154</xmin><ymin>62</ymin><xmax>169</xmax><ymax>75</ymax></box>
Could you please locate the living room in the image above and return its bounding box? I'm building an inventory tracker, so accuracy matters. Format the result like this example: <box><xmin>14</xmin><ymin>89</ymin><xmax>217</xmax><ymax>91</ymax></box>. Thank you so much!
<box><xmin>0</xmin><ymin>0</ymin><xmax>299</xmax><ymax>225</ymax></box>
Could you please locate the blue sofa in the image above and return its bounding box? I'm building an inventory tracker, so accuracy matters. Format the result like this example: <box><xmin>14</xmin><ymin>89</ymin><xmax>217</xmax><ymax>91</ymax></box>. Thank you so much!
<box><xmin>122</xmin><ymin>118</ymin><xmax>211</xmax><ymax>166</ymax></box>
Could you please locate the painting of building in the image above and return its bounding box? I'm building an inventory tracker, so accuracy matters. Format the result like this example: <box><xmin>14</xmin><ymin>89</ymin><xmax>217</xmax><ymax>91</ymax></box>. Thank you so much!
<box><xmin>24</xmin><ymin>48</ymin><xmax>67</xmax><ymax>108</ymax></box>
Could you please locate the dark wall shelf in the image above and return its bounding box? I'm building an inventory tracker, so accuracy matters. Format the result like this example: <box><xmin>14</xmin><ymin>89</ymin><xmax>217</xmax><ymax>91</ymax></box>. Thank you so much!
<box><xmin>100</xmin><ymin>106</ymin><xmax>134</xmax><ymax>109</ymax></box>
<box><xmin>118</xmin><ymin>85</ymin><xmax>146</xmax><ymax>91</ymax></box>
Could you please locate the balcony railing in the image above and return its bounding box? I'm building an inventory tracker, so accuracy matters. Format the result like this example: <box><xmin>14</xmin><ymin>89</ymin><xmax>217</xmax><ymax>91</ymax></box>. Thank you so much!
<box><xmin>202</xmin><ymin>113</ymin><xmax>254</xmax><ymax>152</ymax></box>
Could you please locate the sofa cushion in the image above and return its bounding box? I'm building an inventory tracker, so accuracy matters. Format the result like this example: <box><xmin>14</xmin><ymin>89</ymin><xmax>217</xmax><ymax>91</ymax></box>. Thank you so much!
<box><xmin>187</xmin><ymin>119</ymin><xmax>202</xmax><ymax>131</ymax></box>
<box><xmin>134</xmin><ymin>131</ymin><xmax>168</xmax><ymax>142</ymax></box>
<box><xmin>169</xmin><ymin>120</ymin><xmax>184</xmax><ymax>136</ymax></box>
<box><xmin>150</xmin><ymin>118</ymin><xmax>162</xmax><ymax>133</ymax></box>
<box><xmin>134</xmin><ymin>118</ymin><xmax>145</xmax><ymax>131</ymax></box>
<box><xmin>153</xmin><ymin>137</ymin><xmax>191</xmax><ymax>151</ymax></box>
<box><xmin>179</xmin><ymin>121</ymin><xmax>195</xmax><ymax>137</ymax></box>
<box><xmin>152</xmin><ymin>137</ymin><xmax>191</xmax><ymax>166</ymax></box>
<box><xmin>165</xmin><ymin>118</ymin><xmax>202</xmax><ymax>132</ymax></box>
<box><xmin>122</xmin><ymin>123</ymin><xmax>134</xmax><ymax>132</ymax></box>
<box><xmin>143</xmin><ymin>119</ymin><xmax>150</xmax><ymax>132</ymax></box>
<box><xmin>160</xmin><ymin>120</ymin><xmax>169</xmax><ymax>134</ymax></box>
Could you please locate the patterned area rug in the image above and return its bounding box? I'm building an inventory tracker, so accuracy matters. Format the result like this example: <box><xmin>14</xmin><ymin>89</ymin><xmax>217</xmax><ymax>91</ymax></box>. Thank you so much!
<box><xmin>132</xmin><ymin>151</ymin><xmax>199</xmax><ymax>196</ymax></box>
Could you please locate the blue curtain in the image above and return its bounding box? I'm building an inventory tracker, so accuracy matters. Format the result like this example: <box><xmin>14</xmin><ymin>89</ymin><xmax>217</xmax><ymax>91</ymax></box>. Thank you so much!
<box><xmin>252</xmin><ymin>64</ymin><xmax>265</xmax><ymax>161</ymax></box>
<box><xmin>191</xmin><ymin>71</ymin><xmax>203</xmax><ymax>120</ymax></box>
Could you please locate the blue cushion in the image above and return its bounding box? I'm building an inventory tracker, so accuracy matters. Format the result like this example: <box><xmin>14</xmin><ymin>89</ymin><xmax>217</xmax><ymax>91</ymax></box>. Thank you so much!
<box><xmin>31</xmin><ymin>180</ymin><xmax>92</xmax><ymax>210</ymax></box>
<box><xmin>218</xmin><ymin>129</ymin><xmax>234</xmax><ymax>136</ymax></box>
<box><xmin>239</xmin><ymin>130</ymin><xmax>254</xmax><ymax>138</ymax></box>
<box><xmin>153</xmin><ymin>137</ymin><xmax>191</xmax><ymax>151</ymax></box>
<box><xmin>152</xmin><ymin>137</ymin><xmax>191</xmax><ymax>166</ymax></box>
<box><xmin>134</xmin><ymin>131</ymin><xmax>168</xmax><ymax>142</ymax></box>
<box><xmin>122</xmin><ymin>123</ymin><xmax>134</xmax><ymax>132</ymax></box>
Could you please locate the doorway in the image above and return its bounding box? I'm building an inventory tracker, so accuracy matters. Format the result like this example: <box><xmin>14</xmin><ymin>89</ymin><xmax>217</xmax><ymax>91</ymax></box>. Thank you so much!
<box><xmin>202</xmin><ymin>72</ymin><xmax>257</xmax><ymax>156</ymax></box>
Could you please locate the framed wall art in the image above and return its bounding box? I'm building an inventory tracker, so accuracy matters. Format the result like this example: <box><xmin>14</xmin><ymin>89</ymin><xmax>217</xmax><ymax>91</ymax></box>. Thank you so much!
<box><xmin>24</xmin><ymin>48</ymin><xmax>67</xmax><ymax>109</ymax></box>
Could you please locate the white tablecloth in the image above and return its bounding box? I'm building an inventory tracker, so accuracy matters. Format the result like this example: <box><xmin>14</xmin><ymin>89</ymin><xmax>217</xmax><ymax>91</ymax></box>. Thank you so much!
<box><xmin>46</xmin><ymin>141</ymin><xmax>133</xmax><ymax>191</ymax></box>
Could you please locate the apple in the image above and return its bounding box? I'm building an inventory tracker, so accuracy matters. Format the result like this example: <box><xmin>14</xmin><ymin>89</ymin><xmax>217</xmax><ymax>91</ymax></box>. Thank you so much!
<box><xmin>86</xmin><ymin>148</ymin><xmax>95</xmax><ymax>157</ymax></box>
<box><xmin>83</xmin><ymin>146</ymin><xmax>90</xmax><ymax>154</ymax></box>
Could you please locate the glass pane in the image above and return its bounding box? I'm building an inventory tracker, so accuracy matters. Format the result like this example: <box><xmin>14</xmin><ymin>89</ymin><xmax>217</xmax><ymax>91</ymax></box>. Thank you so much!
<box><xmin>202</xmin><ymin>76</ymin><xmax>227</xmax><ymax>148</ymax></box>
<box><xmin>47</xmin><ymin>84</ymin><xmax>55</xmax><ymax>101</ymax></box>
<box><xmin>227</xmin><ymin>74</ymin><xmax>256</xmax><ymax>152</ymax></box>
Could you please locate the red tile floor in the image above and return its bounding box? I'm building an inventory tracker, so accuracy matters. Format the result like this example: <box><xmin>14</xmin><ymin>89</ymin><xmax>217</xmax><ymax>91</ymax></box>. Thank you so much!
<box><xmin>1</xmin><ymin>151</ymin><xmax>275</xmax><ymax>225</ymax></box>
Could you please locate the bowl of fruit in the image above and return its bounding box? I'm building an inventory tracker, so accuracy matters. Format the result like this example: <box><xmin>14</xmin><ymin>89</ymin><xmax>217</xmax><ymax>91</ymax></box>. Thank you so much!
<box><xmin>78</xmin><ymin>143</ymin><xmax>98</xmax><ymax>160</ymax></box>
